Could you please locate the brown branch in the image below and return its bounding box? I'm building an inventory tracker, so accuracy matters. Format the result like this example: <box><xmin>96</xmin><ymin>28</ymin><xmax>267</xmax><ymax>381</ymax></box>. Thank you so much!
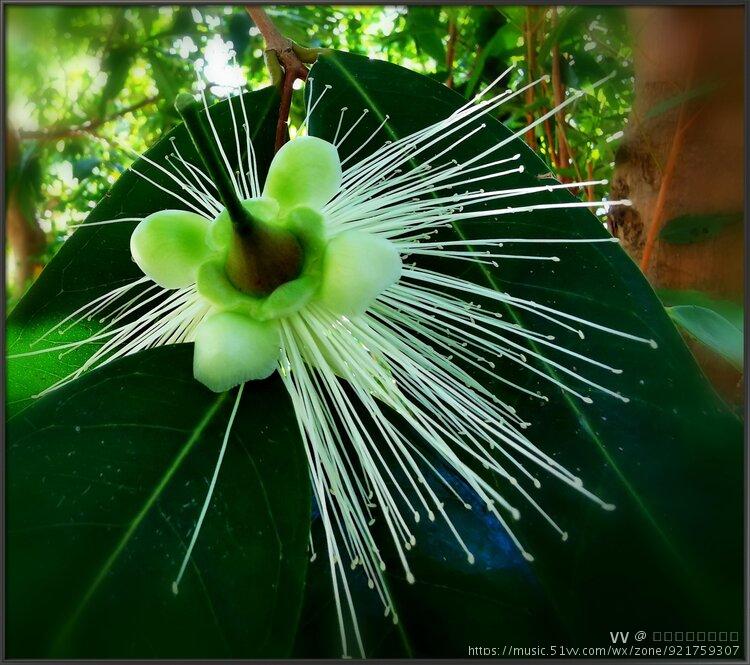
<box><xmin>445</xmin><ymin>17</ymin><xmax>458</xmax><ymax>89</ymax></box>
<box><xmin>638</xmin><ymin>41</ymin><xmax>701</xmax><ymax>273</ymax></box>
<box><xmin>539</xmin><ymin>79</ymin><xmax>559</xmax><ymax>168</ymax></box>
<box><xmin>523</xmin><ymin>7</ymin><xmax>538</xmax><ymax>150</ymax></box>
<box><xmin>5</xmin><ymin>129</ymin><xmax>45</xmax><ymax>294</ymax></box>
<box><xmin>638</xmin><ymin>100</ymin><xmax>688</xmax><ymax>272</ymax></box>
<box><xmin>19</xmin><ymin>96</ymin><xmax>158</xmax><ymax>142</ymax></box>
<box><xmin>550</xmin><ymin>11</ymin><xmax>570</xmax><ymax>181</ymax></box>
<box><xmin>246</xmin><ymin>5</ymin><xmax>309</xmax><ymax>151</ymax></box>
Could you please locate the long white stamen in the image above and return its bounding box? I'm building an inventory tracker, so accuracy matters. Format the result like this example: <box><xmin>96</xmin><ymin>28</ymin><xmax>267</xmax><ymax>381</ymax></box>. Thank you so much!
<box><xmin>335</xmin><ymin>108</ymin><xmax>369</xmax><ymax>148</ymax></box>
<box><xmin>172</xmin><ymin>383</ymin><xmax>245</xmax><ymax>595</ymax></box>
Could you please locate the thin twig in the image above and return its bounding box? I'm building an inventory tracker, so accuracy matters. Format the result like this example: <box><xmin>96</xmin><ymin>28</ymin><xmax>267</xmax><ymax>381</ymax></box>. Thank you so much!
<box><xmin>539</xmin><ymin>78</ymin><xmax>559</xmax><ymax>168</ymax></box>
<box><xmin>19</xmin><ymin>96</ymin><xmax>158</xmax><ymax>142</ymax></box>
<box><xmin>523</xmin><ymin>7</ymin><xmax>538</xmax><ymax>150</ymax></box>
<box><xmin>246</xmin><ymin>6</ymin><xmax>309</xmax><ymax>151</ymax></box>
<box><xmin>445</xmin><ymin>17</ymin><xmax>458</xmax><ymax>89</ymax></box>
<box><xmin>638</xmin><ymin>100</ymin><xmax>688</xmax><ymax>272</ymax></box>
<box><xmin>550</xmin><ymin>11</ymin><xmax>570</xmax><ymax>181</ymax></box>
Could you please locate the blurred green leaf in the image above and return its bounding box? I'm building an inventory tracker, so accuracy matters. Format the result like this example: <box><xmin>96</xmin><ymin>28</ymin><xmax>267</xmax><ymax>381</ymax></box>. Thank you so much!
<box><xmin>228</xmin><ymin>11</ymin><xmax>252</xmax><ymax>60</ymax></box>
<box><xmin>72</xmin><ymin>156</ymin><xmax>100</xmax><ymax>180</ymax></box>
<box><xmin>99</xmin><ymin>45</ymin><xmax>137</xmax><ymax>117</ymax></box>
<box><xmin>668</xmin><ymin>305</ymin><xmax>743</xmax><ymax>370</ymax></box>
<box><xmin>406</xmin><ymin>7</ymin><xmax>445</xmax><ymax>64</ymax></box>
<box><xmin>645</xmin><ymin>81</ymin><xmax>719</xmax><ymax>120</ymax></box>
<box><xmin>659</xmin><ymin>290</ymin><xmax>743</xmax><ymax>370</ymax></box>
<box><xmin>465</xmin><ymin>25</ymin><xmax>520</xmax><ymax>98</ymax></box>
<box><xmin>659</xmin><ymin>212</ymin><xmax>742</xmax><ymax>244</ymax></box>
<box><xmin>148</xmin><ymin>48</ymin><xmax>180</xmax><ymax>108</ymax></box>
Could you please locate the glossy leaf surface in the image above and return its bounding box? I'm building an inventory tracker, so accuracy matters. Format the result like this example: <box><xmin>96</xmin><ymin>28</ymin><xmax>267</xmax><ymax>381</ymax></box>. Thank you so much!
<box><xmin>7</xmin><ymin>346</ymin><xmax>311</xmax><ymax>658</ymax></box>
<box><xmin>300</xmin><ymin>51</ymin><xmax>742</xmax><ymax>655</ymax></box>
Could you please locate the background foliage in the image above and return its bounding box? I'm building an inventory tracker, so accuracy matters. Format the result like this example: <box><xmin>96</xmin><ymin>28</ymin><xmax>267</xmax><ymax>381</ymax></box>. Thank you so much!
<box><xmin>6</xmin><ymin>4</ymin><xmax>633</xmax><ymax>304</ymax></box>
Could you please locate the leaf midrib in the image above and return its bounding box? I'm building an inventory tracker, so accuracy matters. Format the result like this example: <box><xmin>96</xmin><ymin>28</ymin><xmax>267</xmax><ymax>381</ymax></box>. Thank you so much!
<box><xmin>50</xmin><ymin>392</ymin><xmax>228</xmax><ymax>655</ymax></box>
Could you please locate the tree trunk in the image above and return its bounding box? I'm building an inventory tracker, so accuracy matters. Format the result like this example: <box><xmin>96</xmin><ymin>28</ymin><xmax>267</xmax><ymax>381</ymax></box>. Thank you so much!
<box><xmin>5</xmin><ymin>129</ymin><xmax>46</xmax><ymax>298</ymax></box>
<box><xmin>610</xmin><ymin>6</ymin><xmax>744</xmax><ymax>405</ymax></box>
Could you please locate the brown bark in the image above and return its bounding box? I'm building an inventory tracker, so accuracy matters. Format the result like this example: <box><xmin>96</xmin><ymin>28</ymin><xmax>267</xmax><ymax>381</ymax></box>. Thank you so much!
<box><xmin>610</xmin><ymin>7</ymin><xmax>744</xmax><ymax>404</ymax></box>
<box><xmin>445</xmin><ymin>17</ymin><xmax>458</xmax><ymax>89</ymax></box>
<box><xmin>5</xmin><ymin>129</ymin><xmax>45</xmax><ymax>295</ymax></box>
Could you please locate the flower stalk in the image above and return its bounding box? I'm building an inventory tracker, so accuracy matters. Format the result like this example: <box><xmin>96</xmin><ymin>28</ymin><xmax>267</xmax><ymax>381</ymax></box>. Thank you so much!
<box><xmin>175</xmin><ymin>92</ymin><xmax>302</xmax><ymax>296</ymax></box>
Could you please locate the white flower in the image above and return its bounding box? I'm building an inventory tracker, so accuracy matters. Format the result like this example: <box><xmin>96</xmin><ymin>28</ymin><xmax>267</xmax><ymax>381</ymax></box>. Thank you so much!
<box><xmin>15</xmin><ymin>70</ymin><xmax>653</xmax><ymax>657</ymax></box>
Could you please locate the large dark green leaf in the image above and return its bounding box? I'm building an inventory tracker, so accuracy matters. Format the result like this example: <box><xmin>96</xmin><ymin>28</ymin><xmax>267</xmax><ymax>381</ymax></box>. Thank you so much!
<box><xmin>6</xmin><ymin>87</ymin><xmax>314</xmax><ymax>658</ymax></box>
<box><xmin>301</xmin><ymin>51</ymin><xmax>742</xmax><ymax>656</ymax></box>
<box><xmin>7</xmin><ymin>345</ymin><xmax>311</xmax><ymax>658</ymax></box>
<box><xmin>7</xmin><ymin>88</ymin><xmax>278</xmax><ymax>415</ymax></box>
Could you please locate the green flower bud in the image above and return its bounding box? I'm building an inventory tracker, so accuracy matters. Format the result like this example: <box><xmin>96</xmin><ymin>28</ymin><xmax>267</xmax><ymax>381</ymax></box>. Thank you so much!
<box><xmin>193</xmin><ymin>311</ymin><xmax>280</xmax><ymax>392</ymax></box>
<box><xmin>317</xmin><ymin>231</ymin><xmax>402</xmax><ymax>316</ymax></box>
<box><xmin>130</xmin><ymin>210</ymin><xmax>213</xmax><ymax>289</ymax></box>
<box><xmin>263</xmin><ymin>136</ymin><xmax>342</xmax><ymax>214</ymax></box>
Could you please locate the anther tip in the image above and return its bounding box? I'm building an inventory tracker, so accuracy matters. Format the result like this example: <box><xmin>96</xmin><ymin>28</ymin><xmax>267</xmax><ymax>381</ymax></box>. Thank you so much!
<box><xmin>467</xmin><ymin>553</ymin><xmax>475</xmax><ymax>564</ymax></box>
<box><xmin>406</xmin><ymin>572</ymin><xmax>415</xmax><ymax>584</ymax></box>
<box><xmin>171</xmin><ymin>581</ymin><xmax>179</xmax><ymax>595</ymax></box>
<box><xmin>561</xmin><ymin>531</ymin><xmax>569</xmax><ymax>542</ymax></box>
<box><xmin>603</xmin><ymin>502</ymin><xmax>616</xmax><ymax>512</ymax></box>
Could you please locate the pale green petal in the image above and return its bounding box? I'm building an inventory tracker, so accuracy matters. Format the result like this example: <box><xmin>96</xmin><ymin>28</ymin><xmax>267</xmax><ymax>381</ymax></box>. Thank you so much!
<box><xmin>130</xmin><ymin>210</ymin><xmax>212</xmax><ymax>289</ymax></box>
<box><xmin>193</xmin><ymin>312</ymin><xmax>280</xmax><ymax>391</ymax></box>
<box><xmin>317</xmin><ymin>231</ymin><xmax>402</xmax><ymax>315</ymax></box>
<box><xmin>284</xmin><ymin>205</ymin><xmax>326</xmax><ymax>275</ymax></box>
<box><xmin>259</xmin><ymin>275</ymin><xmax>318</xmax><ymax>319</ymax></box>
<box><xmin>262</xmin><ymin>136</ymin><xmax>342</xmax><ymax>213</ymax></box>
